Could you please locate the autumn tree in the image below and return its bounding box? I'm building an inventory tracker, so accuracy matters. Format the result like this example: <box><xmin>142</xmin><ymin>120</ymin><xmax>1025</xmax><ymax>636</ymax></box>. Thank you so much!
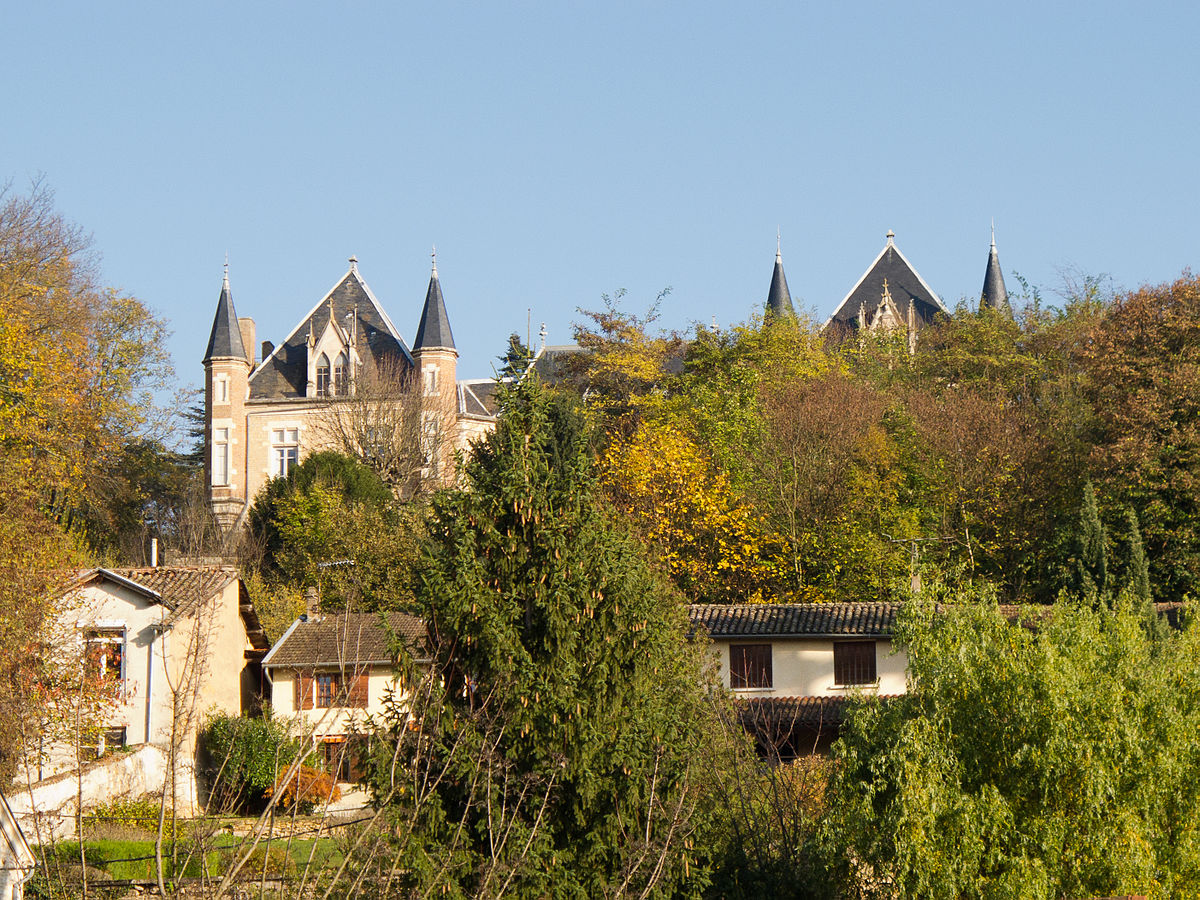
<box><xmin>1080</xmin><ymin>272</ymin><xmax>1200</xmax><ymax>601</ymax></box>
<box><xmin>599</xmin><ymin>421</ymin><xmax>776</xmax><ymax>603</ymax></box>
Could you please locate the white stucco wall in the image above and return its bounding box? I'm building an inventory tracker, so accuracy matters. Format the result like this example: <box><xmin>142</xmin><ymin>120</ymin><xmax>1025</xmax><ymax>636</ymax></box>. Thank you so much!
<box><xmin>267</xmin><ymin>666</ymin><xmax>403</xmax><ymax>737</ymax></box>
<box><xmin>714</xmin><ymin>637</ymin><xmax>908</xmax><ymax>698</ymax></box>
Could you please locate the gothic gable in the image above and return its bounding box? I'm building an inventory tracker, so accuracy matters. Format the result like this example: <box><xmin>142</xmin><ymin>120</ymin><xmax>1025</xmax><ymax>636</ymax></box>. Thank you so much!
<box><xmin>249</xmin><ymin>265</ymin><xmax>414</xmax><ymax>400</ymax></box>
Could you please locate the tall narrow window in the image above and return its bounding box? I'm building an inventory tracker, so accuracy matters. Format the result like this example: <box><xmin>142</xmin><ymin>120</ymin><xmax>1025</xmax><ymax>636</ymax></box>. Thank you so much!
<box><xmin>833</xmin><ymin>641</ymin><xmax>877</xmax><ymax>685</ymax></box>
<box><xmin>316</xmin><ymin>355</ymin><xmax>331</xmax><ymax>397</ymax></box>
<box><xmin>424</xmin><ymin>366</ymin><xmax>438</xmax><ymax>396</ymax></box>
<box><xmin>212</xmin><ymin>428</ymin><xmax>229</xmax><ymax>485</ymax></box>
<box><xmin>214</xmin><ymin>374</ymin><xmax>229</xmax><ymax>404</ymax></box>
<box><xmin>333</xmin><ymin>352</ymin><xmax>348</xmax><ymax>396</ymax></box>
<box><xmin>316</xmin><ymin>672</ymin><xmax>341</xmax><ymax>707</ymax></box>
<box><xmin>271</xmin><ymin>428</ymin><xmax>300</xmax><ymax>477</ymax></box>
<box><xmin>730</xmin><ymin>644</ymin><xmax>772</xmax><ymax>689</ymax></box>
<box><xmin>84</xmin><ymin>628</ymin><xmax>125</xmax><ymax>693</ymax></box>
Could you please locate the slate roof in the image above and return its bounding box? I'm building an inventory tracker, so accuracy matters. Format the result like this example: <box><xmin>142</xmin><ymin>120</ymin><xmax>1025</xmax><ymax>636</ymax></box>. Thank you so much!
<box><xmin>689</xmin><ymin>603</ymin><xmax>899</xmax><ymax>637</ymax></box>
<box><xmin>249</xmin><ymin>264</ymin><xmax>414</xmax><ymax>400</ymax></box>
<box><xmin>980</xmin><ymin>237</ymin><xmax>1011</xmax><ymax>313</ymax></box>
<box><xmin>413</xmin><ymin>265</ymin><xmax>455</xmax><ymax>352</ymax></box>
<box><xmin>203</xmin><ymin>274</ymin><xmax>248</xmax><ymax>362</ymax></box>
<box><xmin>766</xmin><ymin>247</ymin><xmax>796</xmax><ymax>319</ymax></box>
<box><xmin>826</xmin><ymin>232</ymin><xmax>948</xmax><ymax>330</ymax></box>
<box><xmin>459</xmin><ymin>379</ymin><xmax>499</xmax><ymax>418</ymax></box>
<box><xmin>262</xmin><ymin>612</ymin><xmax>427</xmax><ymax>669</ymax></box>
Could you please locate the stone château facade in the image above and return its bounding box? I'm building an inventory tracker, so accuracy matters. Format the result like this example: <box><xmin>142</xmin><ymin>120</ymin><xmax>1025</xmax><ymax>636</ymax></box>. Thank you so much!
<box><xmin>203</xmin><ymin>254</ymin><xmax>497</xmax><ymax>530</ymax></box>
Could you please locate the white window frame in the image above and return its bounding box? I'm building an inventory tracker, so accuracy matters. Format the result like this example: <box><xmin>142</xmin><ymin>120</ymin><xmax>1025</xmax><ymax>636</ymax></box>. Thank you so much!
<box><xmin>82</xmin><ymin>625</ymin><xmax>127</xmax><ymax>697</ymax></box>
<box><xmin>212</xmin><ymin>427</ymin><xmax>230</xmax><ymax>486</ymax></box>
<box><xmin>271</xmin><ymin>427</ymin><xmax>300</xmax><ymax>478</ymax></box>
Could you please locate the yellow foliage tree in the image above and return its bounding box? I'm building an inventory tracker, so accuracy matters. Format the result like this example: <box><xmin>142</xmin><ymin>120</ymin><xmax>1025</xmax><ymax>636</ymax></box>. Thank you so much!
<box><xmin>599</xmin><ymin>422</ymin><xmax>776</xmax><ymax>603</ymax></box>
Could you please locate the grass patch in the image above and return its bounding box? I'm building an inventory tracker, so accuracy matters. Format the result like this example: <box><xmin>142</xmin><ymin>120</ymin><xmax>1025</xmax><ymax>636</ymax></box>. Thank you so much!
<box><xmin>39</xmin><ymin>836</ymin><xmax>342</xmax><ymax>881</ymax></box>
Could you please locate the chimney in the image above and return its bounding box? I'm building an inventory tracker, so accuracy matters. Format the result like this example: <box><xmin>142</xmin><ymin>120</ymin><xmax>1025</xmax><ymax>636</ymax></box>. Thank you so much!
<box><xmin>304</xmin><ymin>586</ymin><xmax>320</xmax><ymax>620</ymax></box>
<box><xmin>150</xmin><ymin>537</ymin><xmax>158</xmax><ymax>568</ymax></box>
<box><xmin>238</xmin><ymin>317</ymin><xmax>257</xmax><ymax>364</ymax></box>
<box><xmin>261</xmin><ymin>340</ymin><xmax>274</xmax><ymax>361</ymax></box>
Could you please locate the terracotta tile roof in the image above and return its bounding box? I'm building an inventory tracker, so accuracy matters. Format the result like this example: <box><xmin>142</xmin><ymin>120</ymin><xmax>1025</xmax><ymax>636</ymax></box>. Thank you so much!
<box><xmin>734</xmin><ymin>694</ymin><xmax>900</xmax><ymax>729</ymax></box>
<box><xmin>262</xmin><ymin>611</ymin><xmax>426</xmax><ymax>669</ymax></box>
<box><xmin>60</xmin><ymin>566</ymin><xmax>270</xmax><ymax>649</ymax></box>
<box><xmin>65</xmin><ymin>566</ymin><xmax>236</xmax><ymax>614</ymax></box>
<box><xmin>689</xmin><ymin>603</ymin><xmax>899</xmax><ymax>638</ymax></box>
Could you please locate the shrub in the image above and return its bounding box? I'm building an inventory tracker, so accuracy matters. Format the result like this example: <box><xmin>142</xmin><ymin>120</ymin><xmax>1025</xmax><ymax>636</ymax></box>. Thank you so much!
<box><xmin>199</xmin><ymin>712</ymin><xmax>303</xmax><ymax>812</ymax></box>
<box><xmin>82</xmin><ymin>797</ymin><xmax>176</xmax><ymax>841</ymax></box>
<box><xmin>265</xmin><ymin>764</ymin><xmax>341</xmax><ymax>814</ymax></box>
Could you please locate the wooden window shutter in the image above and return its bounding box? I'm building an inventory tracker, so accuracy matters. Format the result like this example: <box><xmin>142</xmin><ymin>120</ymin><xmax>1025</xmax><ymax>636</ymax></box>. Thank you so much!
<box><xmin>296</xmin><ymin>672</ymin><xmax>315</xmax><ymax>710</ymax></box>
<box><xmin>833</xmin><ymin>641</ymin><xmax>876</xmax><ymax>685</ymax></box>
<box><xmin>730</xmin><ymin>644</ymin><xmax>773</xmax><ymax>689</ymax></box>
<box><xmin>348</xmin><ymin>672</ymin><xmax>369</xmax><ymax>708</ymax></box>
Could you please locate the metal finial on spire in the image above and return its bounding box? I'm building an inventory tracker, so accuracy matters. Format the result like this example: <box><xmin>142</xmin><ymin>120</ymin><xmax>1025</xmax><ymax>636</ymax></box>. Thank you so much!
<box><xmin>776</xmin><ymin>228</ymin><xmax>782</xmax><ymax>260</ymax></box>
<box><xmin>349</xmin><ymin>255</ymin><xmax>358</xmax><ymax>274</ymax></box>
<box><xmin>223</xmin><ymin>252</ymin><xmax>229</xmax><ymax>288</ymax></box>
<box><xmin>990</xmin><ymin>219</ymin><xmax>996</xmax><ymax>250</ymax></box>
<box><xmin>886</xmin><ymin>229</ymin><xmax>895</xmax><ymax>245</ymax></box>
<box><xmin>539</xmin><ymin>322</ymin><xmax>547</xmax><ymax>350</ymax></box>
<box><xmin>431</xmin><ymin>245</ymin><xmax>438</xmax><ymax>276</ymax></box>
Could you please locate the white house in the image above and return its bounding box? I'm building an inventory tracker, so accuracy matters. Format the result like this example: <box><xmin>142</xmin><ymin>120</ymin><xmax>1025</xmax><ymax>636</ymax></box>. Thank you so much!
<box><xmin>27</xmin><ymin>567</ymin><xmax>269</xmax><ymax>806</ymax></box>
<box><xmin>0</xmin><ymin>792</ymin><xmax>33</xmax><ymax>900</ymax></box>
<box><xmin>261</xmin><ymin>611</ymin><xmax>427</xmax><ymax>780</ymax></box>
<box><xmin>689</xmin><ymin>603</ymin><xmax>906</xmax><ymax>755</ymax></box>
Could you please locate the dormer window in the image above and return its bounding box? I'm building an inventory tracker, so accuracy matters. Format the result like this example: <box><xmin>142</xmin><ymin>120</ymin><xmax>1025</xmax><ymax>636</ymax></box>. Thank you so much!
<box><xmin>333</xmin><ymin>353</ymin><xmax>348</xmax><ymax>396</ymax></box>
<box><xmin>316</xmin><ymin>355</ymin><xmax>331</xmax><ymax>397</ymax></box>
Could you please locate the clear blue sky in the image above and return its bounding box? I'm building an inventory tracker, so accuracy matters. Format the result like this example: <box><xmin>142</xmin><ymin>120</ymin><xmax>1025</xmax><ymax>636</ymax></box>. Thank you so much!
<box><xmin>4</xmin><ymin>2</ymin><xmax>1197</xmax><ymax>389</ymax></box>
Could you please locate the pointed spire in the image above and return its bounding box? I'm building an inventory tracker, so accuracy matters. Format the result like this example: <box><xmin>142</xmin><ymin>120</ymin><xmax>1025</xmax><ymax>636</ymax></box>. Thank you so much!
<box><xmin>980</xmin><ymin>225</ymin><xmax>1011</xmax><ymax>314</ymax></box>
<box><xmin>204</xmin><ymin>262</ymin><xmax>248</xmax><ymax>362</ymax></box>
<box><xmin>413</xmin><ymin>249</ymin><xmax>456</xmax><ymax>352</ymax></box>
<box><xmin>765</xmin><ymin>233</ymin><xmax>797</xmax><ymax>320</ymax></box>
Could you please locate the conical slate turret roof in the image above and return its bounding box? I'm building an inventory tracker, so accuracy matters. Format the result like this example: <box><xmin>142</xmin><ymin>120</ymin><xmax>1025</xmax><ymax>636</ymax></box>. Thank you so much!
<box><xmin>413</xmin><ymin>255</ymin><xmax>455</xmax><ymax>352</ymax></box>
<box><xmin>980</xmin><ymin>230</ymin><xmax>1011</xmax><ymax>314</ymax></box>
<box><xmin>203</xmin><ymin>268</ymin><xmax>247</xmax><ymax>362</ymax></box>
<box><xmin>766</xmin><ymin>241</ymin><xmax>796</xmax><ymax>319</ymax></box>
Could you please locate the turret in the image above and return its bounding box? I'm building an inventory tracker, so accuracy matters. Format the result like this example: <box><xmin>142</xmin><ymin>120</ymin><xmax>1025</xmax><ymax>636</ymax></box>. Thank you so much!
<box><xmin>765</xmin><ymin>232</ymin><xmax>797</xmax><ymax>320</ymax></box>
<box><xmin>203</xmin><ymin>263</ymin><xmax>252</xmax><ymax>530</ymax></box>
<box><xmin>980</xmin><ymin>224</ymin><xmax>1011</xmax><ymax>315</ymax></box>
<box><xmin>412</xmin><ymin>248</ymin><xmax>459</xmax><ymax>478</ymax></box>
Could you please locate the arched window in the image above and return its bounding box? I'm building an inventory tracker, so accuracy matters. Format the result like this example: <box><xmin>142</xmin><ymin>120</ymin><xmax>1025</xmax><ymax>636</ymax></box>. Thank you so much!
<box><xmin>333</xmin><ymin>352</ymin><xmax>348</xmax><ymax>396</ymax></box>
<box><xmin>315</xmin><ymin>354</ymin><xmax>331</xmax><ymax>397</ymax></box>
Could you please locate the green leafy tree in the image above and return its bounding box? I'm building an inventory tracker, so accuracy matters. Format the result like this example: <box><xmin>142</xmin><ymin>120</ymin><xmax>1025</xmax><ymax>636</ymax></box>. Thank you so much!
<box><xmin>245</xmin><ymin>451</ymin><xmax>423</xmax><ymax>613</ymax></box>
<box><xmin>363</xmin><ymin>379</ymin><xmax>716</xmax><ymax>897</ymax></box>
<box><xmin>825</xmin><ymin>591</ymin><xmax>1200</xmax><ymax>898</ymax></box>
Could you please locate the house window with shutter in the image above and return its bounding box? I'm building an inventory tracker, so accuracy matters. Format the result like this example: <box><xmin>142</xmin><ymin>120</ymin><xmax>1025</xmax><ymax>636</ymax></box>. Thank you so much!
<box><xmin>316</xmin><ymin>673</ymin><xmax>339</xmax><ymax>707</ymax></box>
<box><xmin>730</xmin><ymin>644</ymin><xmax>772</xmax><ymax>689</ymax></box>
<box><xmin>834</xmin><ymin>641</ymin><xmax>877</xmax><ymax>685</ymax></box>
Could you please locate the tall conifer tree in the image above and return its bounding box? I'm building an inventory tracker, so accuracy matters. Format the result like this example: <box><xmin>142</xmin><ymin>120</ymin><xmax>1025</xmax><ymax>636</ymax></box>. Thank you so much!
<box><xmin>381</xmin><ymin>379</ymin><xmax>713</xmax><ymax>896</ymax></box>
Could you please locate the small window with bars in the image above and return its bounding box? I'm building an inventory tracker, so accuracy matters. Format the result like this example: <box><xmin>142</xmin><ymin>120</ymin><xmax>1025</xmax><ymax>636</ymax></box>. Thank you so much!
<box><xmin>730</xmin><ymin>644</ymin><xmax>772</xmax><ymax>689</ymax></box>
<box><xmin>833</xmin><ymin>641</ymin><xmax>877</xmax><ymax>686</ymax></box>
